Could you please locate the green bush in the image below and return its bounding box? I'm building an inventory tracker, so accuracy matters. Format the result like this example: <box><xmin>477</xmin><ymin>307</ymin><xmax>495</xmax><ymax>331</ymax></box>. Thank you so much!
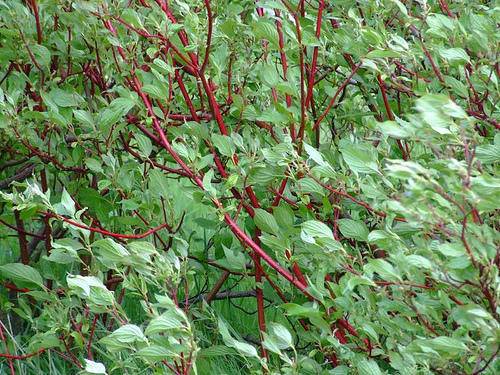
<box><xmin>0</xmin><ymin>1</ymin><xmax>498</xmax><ymax>374</ymax></box>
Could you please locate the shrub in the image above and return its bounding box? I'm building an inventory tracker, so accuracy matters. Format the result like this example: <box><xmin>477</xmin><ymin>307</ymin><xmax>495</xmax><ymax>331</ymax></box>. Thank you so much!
<box><xmin>0</xmin><ymin>1</ymin><xmax>498</xmax><ymax>374</ymax></box>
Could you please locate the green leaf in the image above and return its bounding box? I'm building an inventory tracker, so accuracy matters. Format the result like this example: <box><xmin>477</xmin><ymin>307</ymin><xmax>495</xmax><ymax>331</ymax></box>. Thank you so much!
<box><xmin>222</xmin><ymin>245</ymin><xmax>247</xmax><ymax>271</ymax></box>
<box><xmin>212</xmin><ymin>134</ymin><xmax>235</xmax><ymax>157</ymax></box>
<box><xmin>92</xmin><ymin>238</ymin><xmax>130</xmax><ymax>264</ymax></box>
<box><xmin>415</xmin><ymin>95</ymin><xmax>459</xmax><ymax>134</ymax></box>
<box><xmin>366</xmin><ymin>49</ymin><xmax>401</xmax><ymax>58</ymax></box>
<box><xmin>273</xmin><ymin>205</ymin><xmax>294</xmax><ymax>228</ymax></box>
<box><xmin>50</xmin><ymin>89</ymin><xmax>83</xmax><ymax>107</ymax></box>
<box><xmin>202</xmin><ymin>169</ymin><xmax>216</xmax><ymax>196</ymax></box>
<box><xmin>31</xmin><ymin>44</ymin><xmax>51</xmax><ymax>68</ymax></box>
<box><xmin>429</xmin><ymin>337</ymin><xmax>467</xmax><ymax>354</ymax></box>
<box><xmin>365</xmin><ymin>259</ymin><xmax>401</xmax><ymax>281</ymax></box>
<box><xmin>46</xmin><ymin>238</ymin><xmax>82</xmax><ymax>264</ymax></box>
<box><xmin>0</xmin><ymin>263</ymin><xmax>44</xmax><ymax>289</ymax></box>
<box><xmin>356</xmin><ymin>359</ymin><xmax>382</xmax><ymax>375</ymax></box>
<box><xmin>440</xmin><ymin>48</ymin><xmax>470</xmax><ymax>65</ymax></box>
<box><xmin>339</xmin><ymin>141</ymin><xmax>379</xmax><ymax>174</ymax></box>
<box><xmin>301</xmin><ymin>220</ymin><xmax>334</xmax><ymax>240</ymax></box>
<box><xmin>121</xmin><ymin>8</ymin><xmax>143</xmax><ymax>29</ymax></box>
<box><xmin>232</xmin><ymin>340</ymin><xmax>259</xmax><ymax>358</ymax></box>
<box><xmin>135</xmin><ymin>134</ymin><xmax>153</xmax><ymax>157</ymax></box>
<box><xmin>346</xmin><ymin>275</ymin><xmax>376</xmax><ymax>291</ymax></box>
<box><xmin>338</xmin><ymin>219</ymin><xmax>369</xmax><ymax>241</ymax></box>
<box><xmin>330</xmin><ymin>366</ymin><xmax>350</xmax><ymax>375</ymax></box>
<box><xmin>257</xmin><ymin>108</ymin><xmax>289</xmax><ymax>124</ymax></box>
<box><xmin>153</xmin><ymin>58</ymin><xmax>174</xmax><ymax>74</ymax></box>
<box><xmin>85</xmin><ymin>158</ymin><xmax>103</xmax><ymax>173</ymax></box>
<box><xmin>406</xmin><ymin>255</ymin><xmax>432</xmax><ymax>269</ymax></box>
<box><xmin>281</xmin><ymin>303</ymin><xmax>323</xmax><ymax>319</ymax></box>
<box><xmin>252</xmin><ymin>19</ymin><xmax>279</xmax><ymax>47</ymax></box>
<box><xmin>28</xmin><ymin>332</ymin><xmax>60</xmax><ymax>352</ymax></box>
<box><xmin>99</xmin><ymin>98</ymin><xmax>135</xmax><ymax>129</ymax></box>
<box><xmin>298</xmin><ymin>177</ymin><xmax>324</xmax><ymax>195</ymax></box>
<box><xmin>390</xmin><ymin>0</ymin><xmax>408</xmax><ymax>17</ymax></box>
<box><xmin>145</xmin><ymin>311</ymin><xmax>184</xmax><ymax>335</ymax></box>
<box><xmin>436</xmin><ymin>242</ymin><xmax>465</xmax><ymax>257</ymax></box>
<box><xmin>73</xmin><ymin>110</ymin><xmax>95</xmax><ymax>127</ymax></box>
<box><xmin>83</xmin><ymin>359</ymin><xmax>107</xmax><ymax>374</ymax></box>
<box><xmin>476</xmin><ymin>135</ymin><xmax>500</xmax><ymax>164</ymax></box>
<box><xmin>304</xmin><ymin>143</ymin><xmax>327</xmax><ymax>166</ymax></box>
<box><xmin>136</xmin><ymin>346</ymin><xmax>178</xmax><ymax>361</ymax></box>
<box><xmin>415</xmin><ymin>336</ymin><xmax>468</xmax><ymax>358</ymax></box>
<box><xmin>60</xmin><ymin>188</ymin><xmax>76</xmax><ymax>216</ymax></box>
<box><xmin>268</xmin><ymin>323</ymin><xmax>293</xmax><ymax>349</ymax></box>
<box><xmin>142</xmin><ymin>84</ymin><xmax>165</xmax><ymax>100</ymax></box>
<box><xmin>148</xmin><ymin>169</ymin><xmax>169</xmax><ymax>198</ymax></box>
<box><xmin>262</xmin><ymin>334</ymin><xmax>283</xmax><ymax>355</ymax></box>
<box><xmin>377</xmin><ymin>120</ymin><xmax>410</xmax><ymax>139</ymax></box>
<box><xmin>254</xmin><ymin>208</ymin><xmax>279</xmax><ymax>235</ymax></box>
<box><xmin>104</xmin><ymin>324</ymin><xmax>146</xmax><ymax>344</ymax></box>
<box><xmin>218</xmin><ymin>319</ymin><xmax>259</xmax><ymax>358</ymax></box>
<box><xmin>303</xmin><ymin>228</ymin><xmax>342</xmax><ymax>251</ymax></box>
<box><xmin>66</xmin><ymin>275</ymin><xmax>108</xmax><ymax>298</ymax></box>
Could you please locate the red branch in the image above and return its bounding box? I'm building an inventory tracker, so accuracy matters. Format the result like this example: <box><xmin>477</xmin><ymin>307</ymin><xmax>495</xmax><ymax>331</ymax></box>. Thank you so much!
<box><xmin>200</xmin><ymin>0</ymin><xmax>213</xmax><ymax>74</ymax></box>
<box><xmin>313</xmin><ymin>62</ymin><xmax>362</xmax><ymax>131</ymax></box>
<box><xmin>376</xmin><ymin>74</ymin><xmax>409</xmax><ymax>160</ymax></box>
<box><xmin>29</xmin><ymin>0</ymin><xmax>43</xmax><ymax>44</ymax></box>
<box><xmin>14</xmin><ymin>210</ymin><xmax>30</xmax><ymax>264</ymax></box>
<box><xmin>305</xmin><ymin>0</ymin><xmax>325</xmax><ymax>109</ymax></box>
<box><xmin>309</xmin><ymin>174</ymin><xmax>407</xmax><ymax>222</ymax></box>
<box><xmin>48</xmin><ymin>213</ymin><xmax>171</xmax><ymax>239</ymax></box>
<box><xmin>0</xmin><ymin>348</ymin><xmax>46</xmax><ymax>360</ymax></box>
<box><xmin>0</xmin><ymin>324</ymin><xmax>15</xmax><ymax>375</ymax></box>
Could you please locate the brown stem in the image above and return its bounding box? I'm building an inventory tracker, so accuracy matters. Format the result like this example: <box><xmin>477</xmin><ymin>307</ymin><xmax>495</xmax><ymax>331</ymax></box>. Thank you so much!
<box><xmin>14</xmin><ymin>210</ymin><xmax>30</xmax><ymax>264</ymax></box>
<box><xmin>205</xmin><ymin>271</ymin><xmax>230</xmax><ymax>304</ymax></box>
<box><xmin>29</xmin><ymin>0</ymin><xmax>43</xmax><ymax>44</ymax></box>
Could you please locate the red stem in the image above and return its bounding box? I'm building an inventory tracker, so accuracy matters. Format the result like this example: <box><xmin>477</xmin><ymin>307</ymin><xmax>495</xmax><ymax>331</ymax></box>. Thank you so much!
<box><xmin>376</xmin><ymin>74</ymin><xmax>408</xmax><ymax>160</ymax></box>
<box><xmin>48</xmin><ymin>214</ymin><xmax>170</xmax><ymax>239</ymax></box>
<box><xmin>438</xmin><ymin>0</ymin><xmax>455</xmax><ymax>18</ymax></box>
<box><xmin>284</xmin><ymin>8</ymin><xmax>306</xmax><ymax>148</ymax></box>
<box><xmin>86</xmin><ymin>315</ymin><xmax>98</xmax><ymax>360</ymax></box>
<box><xmin>205</xmin><ymin>271</ymin><xmax>230</xmax><ymax>304</ymax></box>
<box><xmin>29</xmin><ymin>0</ymin><xmax>43</xmax><ymax>44</ymax></box>
<box><xmin>199</xmin><ymin>75</ymin><xmax>229</xmax><ymax>135</ymax></box>
<box><xmin>305</xmin><ymin>0</ymin><xmax>324</xmax><ymax>109</ymax></box>
<box><xmin>0</xmin><ymin>324</ymin><xmax>15</xmax><ymax>375</ymax></box>
<box><xmin>309</xmin><ymin>174</ymin><xmax>407</xmax><ymax>222</ymax></box>
<box><xmin>274</xmin><ymin>9</ymin><xmax>294</xmax><ymax>138</ymax></box>
<box><xmin>271</xmin><ymin>177</ymin><xmax>289</xmax><ymax>207</ymax></box>
<box><xmin>14</xmin><ymin>210</ymin><xmax>30</xmax><ymax>264</ymax></box>
<box><xmin>0</xmin><ymin>348</ymin><xmax>45</xmax><ymax>360</ymax></box>
<box><xmin>130</xmin><ymin>67</ymin><xmax>314</xmax><ymax>301</ymax></box>
<box><xmin>200</xmin><ymin>0</ymin><xmax>213</xmax><ymax>74</ymax></box>
<box><xmin>313</xmin><ymin>62</ymin><xmax>362</xmax><ymax>131</ymax></box>
<box><xmin>222</xmin><ymin>210</ymin><xmax>312</xmax><ymax>299</ymax></box>
<box><xmin>3</xmin><ymin>282</ymin><xmax>31</xmax><ymax>293</ymax></box>
<box><xmin>0</xmin><ymin>218</ymin><xmax>45</xmax><ymax>239</ymax></box>
<box><xmin>252</xmin><ymin>242</ymin><xmax>268</xmax><ymax>360</ymax></box>
<box><xmin>421</xmin><ymin>43</ymin><xmax>445</xmax><ymax>84</ymax></box>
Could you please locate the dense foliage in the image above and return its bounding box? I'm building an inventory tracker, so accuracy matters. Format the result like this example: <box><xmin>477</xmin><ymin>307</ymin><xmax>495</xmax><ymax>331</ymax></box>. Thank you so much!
<box><xmin>0</xmin><ymin>0</ymin><xmax>499</xmax><ymax>374</ymax></box>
